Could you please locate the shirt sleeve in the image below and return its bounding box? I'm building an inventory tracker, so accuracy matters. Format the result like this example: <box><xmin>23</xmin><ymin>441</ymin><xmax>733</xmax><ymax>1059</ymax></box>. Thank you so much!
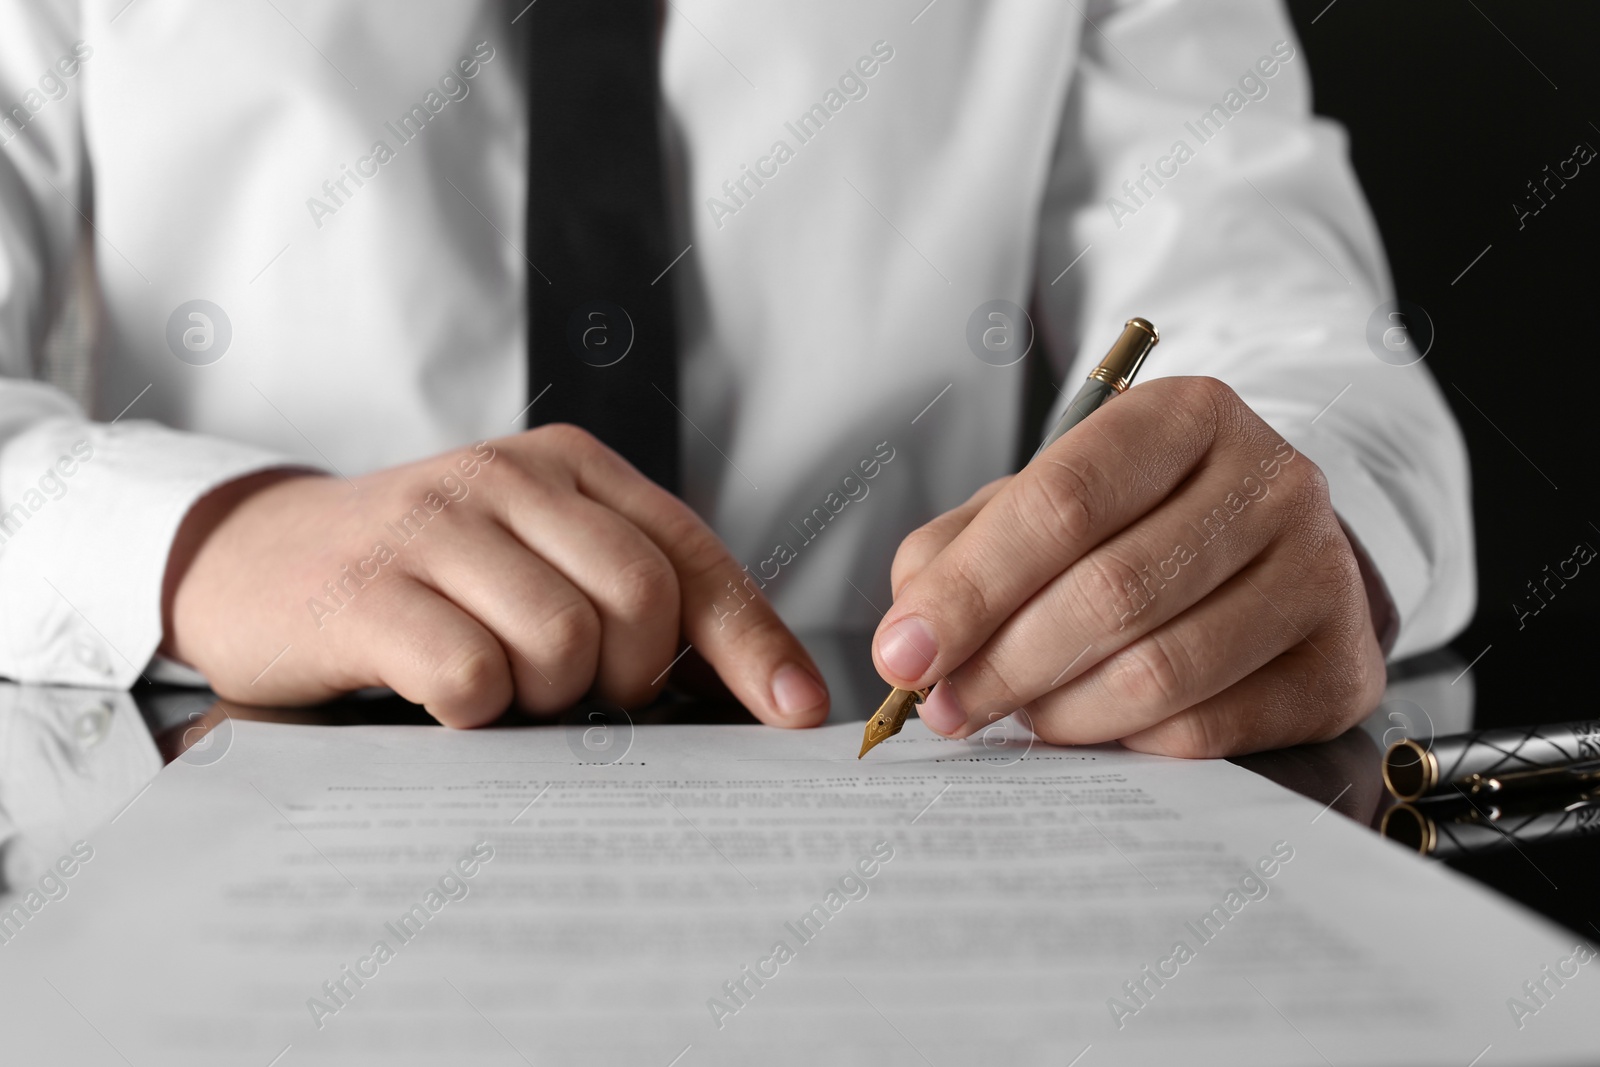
<box><xmin>0</xmin><ymin>5</ymin><xmax>293</xmax><ymax>689</ymax></box>
<box><xmin>1032</xmin><ymin>0</ymin><xmax>1474</xmax><ymax>661</ymax></box>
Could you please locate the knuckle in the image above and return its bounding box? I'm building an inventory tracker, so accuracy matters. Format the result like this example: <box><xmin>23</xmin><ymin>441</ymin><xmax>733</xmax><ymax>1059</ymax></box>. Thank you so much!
<box><xmin>477</xmin><ymin>449</ymin><xmax>561</xmax><ymax>502</ymax></box>
<box><xmin>1296</xmin><ymin>519</ymin><xmax>1362</xmax><ymax>607</ymax></box>
<box><xmin>1175</xmin><ymin>374</ymin><xmax>1236</xmax><ymax>409</ymax></box>
<box><xmin>1030</xmin><ymin>707</ymin><xmax>1082</xmax><ymax>748</ymax></box>
<box><xmin>1332</xmin><ymin>620</ymin><xmax>1382</xmax><ymax>705</ymax></box>
<box><xmin>959</xmin><ymin>659</ymin><xmax>1027</xmax><ymax>718</ymax></box>
<box><xmin>679</xmin><ymin>543</ymin><xmax>737</xmax><ymax>597</ymax></box>
<box><xmin>1268</xmin><ymin>498</ymin><xmax>1350</xmax><ymax>603</ymax></box>
<box><xmin>912</xmin><ymin>516</ymin><xmax>958</xmax><ymax>552</ymax></box>
<box><xmin>535</xmin><ymin>595</ymin><xmax>602</xmax><ymax>662</ymax></box>
<box><xmin>1318</xmin><ymin>652</ymin><xmax>1362</xmax><ymax>709</ymax></box>
<box><xmin>1327</xmin><ymin>537</ymin><xmax>1367</xmax><ymax>606</ymax></box>
<box><xmin>1299</xmin><ymin>632</ymin><xmax>1382</xmax><ymax>744</ymax></box>
<box><xmin>1075</xmin><ymin>549</ymin><xmax>1147</xmax><ymax>631</ymax></box>
<box><xmin>1170</xmin><ymin>375</ymin><xmax>1239</xmax><ymax>434</ymax></box>
<box><xmin>1355</xmin><ymin>642</ymin><xmax>1387</xmax><ymax>711</ymax></box>
<box><xmin>1104</xmin><ymin>633</ymin><xmax>1192</xmax><ymax>712</ymax></box>
<box><xmin>894</xmin><ymin>523</ymin><xmax>947</xmax><ymax>576</ymax></box>
<box><xmin>532</xmin><ymin>422</ymin><xmax>601</xmax><ymax>456</ymax></box>
<box><xmin>1156</xmin><ymin>711</ymin><xmax>1232</xmax><ymax>759</ymax></box>
<box><xmin>657</xmin><ymin>507</ymin><xmax>729</xmax><ymax>586</ymax></box>
<box><xmin>1278</xmin><ymin>452</ymin><xmax>1331</xmax><ymax>509</ymax></box>
<box><xmin>1331</xmin><ymin>645</ymin><xmax>1373</xmax><ymax>710</ymax></box>
<box><xmin>608</xmin><ymin>555</ymin><xmax>679</xmax><ymax>623</ymax></box>
<box><xmin>429</xmin><ymin>641</ymin><xmax>510</xmax><ymax>708</ymax></box>
<box><xmin>1023</xmin><ymin>453</ymin><xmax>1105</xmax><ymax>549</ymax></box>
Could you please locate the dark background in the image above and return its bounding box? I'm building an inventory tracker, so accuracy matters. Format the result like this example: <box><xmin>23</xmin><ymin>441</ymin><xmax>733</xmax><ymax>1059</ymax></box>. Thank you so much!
<box><xmin>1285</xmin><ymin>1</ymin><xmax>1598</xmax><ymax>726</ymax></box>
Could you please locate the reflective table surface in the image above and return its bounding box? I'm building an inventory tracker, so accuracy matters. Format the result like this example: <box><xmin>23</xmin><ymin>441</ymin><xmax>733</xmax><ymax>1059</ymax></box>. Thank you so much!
<box><xmin>2</xmin><ymin>633</ymin><xmax>1595</xmax><ymax>941</ymax></box>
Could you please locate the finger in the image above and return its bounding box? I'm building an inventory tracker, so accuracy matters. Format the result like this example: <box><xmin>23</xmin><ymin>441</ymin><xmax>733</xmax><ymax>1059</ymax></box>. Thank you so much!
<box><xmin>543</xmin><ymin>425</ymin><xmax>830</xmax><ymax>727</ymax></box>
<box><xmin>1116</xmin><ymin>623</ymin><xmax>1384</xmax><ymax>758</ymax></box>
<box><xmin>493</xmin><ymin>481</ymin><xmax>680</xmax><ymax>707</ymax></box>
<box><xmin>1020</xmin><ymin>559</ymin><xmax>1331</xmax><ymax>744</ymax></box>
<box><xmin>890</xmin><ymin>476</ymin><xmax>1010</xmax><ymax>598</ymax></box>
<box><xmin>874</xmin><ymin>378</ymin><xmax>1247</xmax><ymax>690</ymax></box>
<box><xmin>418</xmin><ymin>522</ymin><xmax>602</xmax><ymax>714</ymax></box>
<box><xmin>933</xmin><ymin>447</ymin><xmax>1316</xmax><ymax>722</ymax></box>
<box><xmin>1033</xmin><ymin>509</ymin><xmax>1366</xmax><ymax>747</ymax></box>
<box><xmin>916</xmin><ymin>550</ymin><xmax>1297</xmax><ymax>739</ymax></box>
<box><xmin>350</xmin><ymin>577</ymin><xmax>513</xmax><ymax>728</ymax></box>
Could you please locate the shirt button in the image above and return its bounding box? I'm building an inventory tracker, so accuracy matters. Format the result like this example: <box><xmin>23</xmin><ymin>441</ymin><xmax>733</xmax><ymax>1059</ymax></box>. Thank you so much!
<box><xmin>74</xmin><ymin>640</ymin><xmax>111</xmax><ymax>676</ymax></box>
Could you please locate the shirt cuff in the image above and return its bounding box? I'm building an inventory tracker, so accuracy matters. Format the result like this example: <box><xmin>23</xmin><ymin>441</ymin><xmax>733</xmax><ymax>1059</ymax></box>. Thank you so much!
<box><xmin>0</xmin><ymin>417</ymin><xmax>303</xmax><ymax>689</ymax></box>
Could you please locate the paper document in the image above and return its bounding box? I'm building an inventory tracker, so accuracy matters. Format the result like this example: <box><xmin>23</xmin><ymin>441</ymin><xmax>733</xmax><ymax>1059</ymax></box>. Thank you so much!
<box><xmin>1</xmin><ymin>717</ymin><xmax>1593</xmax><ymax>1065</ymax></box>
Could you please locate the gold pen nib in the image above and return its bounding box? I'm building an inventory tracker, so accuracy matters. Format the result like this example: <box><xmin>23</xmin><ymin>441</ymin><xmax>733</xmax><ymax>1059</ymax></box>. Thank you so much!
<box><xmin>858</xmin><ymin>686</ymin><xmax>933</xmax><ymax>758</ymax></box>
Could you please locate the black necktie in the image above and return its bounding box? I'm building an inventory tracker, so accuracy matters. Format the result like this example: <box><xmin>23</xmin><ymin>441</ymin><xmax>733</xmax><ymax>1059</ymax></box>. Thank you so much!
<box><xmin>522</xmin><ymin>0</ymin><xmax>680</xmax><ymax>493</ymax></box>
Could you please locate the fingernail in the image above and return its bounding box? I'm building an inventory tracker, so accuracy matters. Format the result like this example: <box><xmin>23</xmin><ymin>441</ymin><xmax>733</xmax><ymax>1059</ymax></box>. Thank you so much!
<box><xmin>878</xmin><ymin>616</ymin><xmax>938</xmax><ymax>682</ymax></box>
<box><xmin>917</xmin><ymin>686</ymin><xmax>966</xmax><ymax>736</ymax></box>
<box><xmin>771</xmin><ymin>664</ymin><xmax>827</xmax><ymax>719</ymax></box>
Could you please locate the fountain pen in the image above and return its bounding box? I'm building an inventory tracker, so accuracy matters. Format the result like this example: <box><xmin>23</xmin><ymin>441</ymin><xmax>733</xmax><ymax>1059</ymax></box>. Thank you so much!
<box><xmin>857</xmin><ymin>317</ymin><xmax>1160</xmax><ymax>758</ymax></box>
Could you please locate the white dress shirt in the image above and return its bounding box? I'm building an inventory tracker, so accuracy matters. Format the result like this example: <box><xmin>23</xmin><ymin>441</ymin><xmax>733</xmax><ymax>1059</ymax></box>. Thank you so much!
<box><xmin>0</xmin><ymin>0</ymin><xmax>1473</xmax><ymax>690</ymax></box>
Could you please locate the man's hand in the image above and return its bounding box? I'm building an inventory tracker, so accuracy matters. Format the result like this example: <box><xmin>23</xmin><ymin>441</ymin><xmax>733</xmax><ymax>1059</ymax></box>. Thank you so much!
<box><xmin>872</xmin><ymin>377</ymin><xmax>1385</xmax><ymax>758</ymax></box>
<box><xmin>161</xmin><ymin>426</ymin><xmax>830</xmax><ymax>728</ymax></box>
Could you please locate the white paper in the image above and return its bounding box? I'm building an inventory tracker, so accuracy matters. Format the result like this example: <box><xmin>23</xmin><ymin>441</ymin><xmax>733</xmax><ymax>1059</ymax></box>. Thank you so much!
<box><xmin>0</xmin><ymin>716</ymin><xmax>1594</xmax><ymax>1066</ymax></box>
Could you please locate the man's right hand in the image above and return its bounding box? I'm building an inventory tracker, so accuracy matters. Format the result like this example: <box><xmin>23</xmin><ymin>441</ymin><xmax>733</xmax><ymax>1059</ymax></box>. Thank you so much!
<box><xmin>159</xmin><ymin>425</ymin><xmax>830</xmax><ymax>728</ymax></box>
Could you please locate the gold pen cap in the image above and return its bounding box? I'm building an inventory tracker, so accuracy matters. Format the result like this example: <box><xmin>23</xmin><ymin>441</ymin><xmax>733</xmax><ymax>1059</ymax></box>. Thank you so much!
<box><xmin>1382</xmin><ymin>738</ymin><xmax>1439</xmax><ymax>801</ymax></box>
<box><xmin>1086</xmin><ymin>317</ymin><xmax>1160</xmax><ymax>394</ymax></box>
